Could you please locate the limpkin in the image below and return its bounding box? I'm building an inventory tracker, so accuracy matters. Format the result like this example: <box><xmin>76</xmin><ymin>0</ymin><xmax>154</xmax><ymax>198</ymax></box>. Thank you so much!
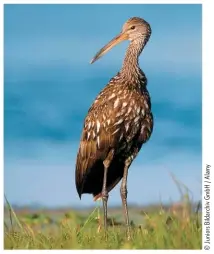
<box><xmin>75</xmin><ymin>17</ymin><xmax>153</xmax><ymax>238</ymax></box>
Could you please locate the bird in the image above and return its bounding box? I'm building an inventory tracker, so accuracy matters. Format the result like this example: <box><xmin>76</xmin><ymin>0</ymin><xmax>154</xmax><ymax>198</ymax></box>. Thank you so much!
<box><xmin>75</xmin><ymin>17</ymin><xmax>153</xmax><ymax>239</ymax></box>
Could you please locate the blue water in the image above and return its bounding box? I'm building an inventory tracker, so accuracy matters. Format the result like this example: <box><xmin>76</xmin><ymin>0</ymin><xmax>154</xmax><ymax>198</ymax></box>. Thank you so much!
<box><xmin>4</xmin><ymin>4</ymin><xmax>202</xmax><ymax>207</ymax></box>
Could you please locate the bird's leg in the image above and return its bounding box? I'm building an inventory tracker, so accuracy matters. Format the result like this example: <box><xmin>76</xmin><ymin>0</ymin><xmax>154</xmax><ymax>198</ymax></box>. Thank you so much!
<box><xmin>102</xmin><ymin>163</ymin><xmax>109</xmax><ymax>233</ymax></box>
<box><xmin>96</xmin><ymin>198</ymin><xmax>102</xmax><ymax>233</ymax></box>
<box><xmin>120</xmin><ymin>158</ymin><xmax>131</xmax><ymax>240</ymax></box>
<box><xmin>121</xmin><ymin>147</ymin><xmax>139</xmax><ymax>240</ymax></box>
<box><xmin>102</xmin><ymin>150</ymin><xmax>114</xmax><ymax>237</ymax></box>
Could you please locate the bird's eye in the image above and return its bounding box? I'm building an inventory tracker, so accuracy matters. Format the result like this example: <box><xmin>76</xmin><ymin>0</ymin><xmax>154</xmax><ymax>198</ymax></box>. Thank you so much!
<box><xmin>130</xmin><ymin>26</ymin><xmax>135</xmax><ymax>30</ymax></box>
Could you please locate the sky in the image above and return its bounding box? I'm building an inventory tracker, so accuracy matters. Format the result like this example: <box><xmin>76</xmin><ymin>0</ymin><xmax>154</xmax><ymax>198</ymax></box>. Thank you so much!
<box><xmin>4</xmin><ymin>4</ymin><xmax>202</xmax><ymax>207</ymax></box>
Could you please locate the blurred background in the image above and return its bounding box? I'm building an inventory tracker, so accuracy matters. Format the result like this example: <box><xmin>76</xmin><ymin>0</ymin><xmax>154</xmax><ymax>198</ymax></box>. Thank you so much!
<box><xmin>4</xmin><ymin>4</ymin><xmax>202</xmax><ymax>208</ymax></box>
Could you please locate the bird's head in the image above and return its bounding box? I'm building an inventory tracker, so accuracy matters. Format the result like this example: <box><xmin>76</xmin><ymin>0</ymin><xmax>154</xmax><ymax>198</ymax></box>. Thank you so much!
<box><xmin>122</xmin><ymin>17</ymin><xmax>151</xmax><ymax>42</ymax></box>
<box><xmin>90</xmin><ymin>17</ymin><xmax>151</xmax><ymax>64</ymax></box>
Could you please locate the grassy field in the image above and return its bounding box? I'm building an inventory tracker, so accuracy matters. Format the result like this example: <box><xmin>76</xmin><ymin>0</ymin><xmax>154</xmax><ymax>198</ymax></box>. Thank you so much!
<box><xmin>4</xmin><ymin>197</ymin><xmax>202</xmax><ymax>249</ymax></box>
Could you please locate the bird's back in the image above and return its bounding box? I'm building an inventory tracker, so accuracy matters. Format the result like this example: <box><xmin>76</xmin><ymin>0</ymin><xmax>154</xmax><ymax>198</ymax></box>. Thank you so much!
<box><xmin>75</xmin><ymin>74</ymin><xmax>153</xmax><ymax>200</ymax></box>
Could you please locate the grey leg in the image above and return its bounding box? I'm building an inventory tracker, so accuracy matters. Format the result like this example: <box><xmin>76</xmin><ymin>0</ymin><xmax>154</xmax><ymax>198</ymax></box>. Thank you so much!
<box><xmin>120</xmin><ymin>147</ymin><xmax>140</xmax><ymax>240</ymax></box>
<box><xmin>102</xmin><ymin>150</ymin><xmax>114</xmax><ymax>236</ymax></box>
<box><xmin>102</xmin><ymin>164</ymin><xmax>109</xmax><ymax>232</ymax></box>
<box><xmin>120</xmin><ymin>158</ymin><xmax>131</xmax><ymax>240</ymax></box>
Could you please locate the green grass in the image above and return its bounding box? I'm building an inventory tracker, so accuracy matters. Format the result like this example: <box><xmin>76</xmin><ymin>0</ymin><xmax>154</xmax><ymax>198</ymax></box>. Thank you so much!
<box><xmin>4</xmin><ymin>199</ymin><xmax>202</xmax><ymax>249</ymax></box>
<box><xmin>4</xmin><ymin>176</ymin><xmax>202</xmax><ymax>249</ymax></box>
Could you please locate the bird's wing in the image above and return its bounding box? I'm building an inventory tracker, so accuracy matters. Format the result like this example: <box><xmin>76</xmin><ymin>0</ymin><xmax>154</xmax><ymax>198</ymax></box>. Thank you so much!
<box><xmin>75</xmin><ymin>88</ymin><xmax>137</xmax><ymax>186</ymax></box>
<box><xmin>76</xmin><ymin>101</ymin><xmax>122</xmax><ymax>171</ymax></box>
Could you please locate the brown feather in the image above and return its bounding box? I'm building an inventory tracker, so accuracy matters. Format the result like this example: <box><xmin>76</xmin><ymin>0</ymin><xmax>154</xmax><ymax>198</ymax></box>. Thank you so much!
<box><xmin>75</xmin><ymin>17</ymin><xmax>153</xmax><ymax>201</ymax></box>
<box><xmin>75</xmin><ymin>82</ymin><xmax>144</xmax><ymax>198</ymax></box>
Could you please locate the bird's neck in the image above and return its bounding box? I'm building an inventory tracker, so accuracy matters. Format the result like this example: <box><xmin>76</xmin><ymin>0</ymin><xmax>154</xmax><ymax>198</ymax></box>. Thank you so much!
<box><xmin>120</xmin><ymin>37</ymin><xmax>148</xmax><ymax>84</ymax></box>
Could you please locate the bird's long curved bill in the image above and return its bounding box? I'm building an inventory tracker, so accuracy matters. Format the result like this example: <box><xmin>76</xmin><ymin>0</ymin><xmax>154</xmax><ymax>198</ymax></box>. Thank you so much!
<box><xmin>90</xmin><ymin>32</ymin><xmax>128</xmax><ymax>64</ymax></box>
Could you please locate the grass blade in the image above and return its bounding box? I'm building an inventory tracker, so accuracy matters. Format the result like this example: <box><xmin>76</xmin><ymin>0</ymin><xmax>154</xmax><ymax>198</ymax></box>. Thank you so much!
<box><xmin>4</xmin><ymin>194</ymin><xmax>24</xmax><ymax>231</ymax></box>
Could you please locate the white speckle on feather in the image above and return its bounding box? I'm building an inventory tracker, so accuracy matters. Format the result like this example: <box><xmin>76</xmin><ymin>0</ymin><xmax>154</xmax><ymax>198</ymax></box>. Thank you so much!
<box><xmin>141</xmin><ymin>109</ymin><xmax>145</xmax><ymax>116</ymax></box>
<box><xmin>125</xmin><ymin>123</ymin><xmax>129</xmax><ymax>132</ymax></box>
<box><xmin>141</xmin><ymin>125</ymin><xmax>146</xmax><ymax>134</ymax></box>
<box><xmin>108</xmin><ymin>93</ymin><xmax>116</xmax><ymax>100</ymax></box>
<box><xmin>119</xmin><ymin>133</ymin><xmax>123</xmax><ymax>141</ymax></box>
<box><xmin>96</xmin><ymin>120</ymin><xmax>100</xmax><ymax>133</ymax></box>
<box><xmin>134</xmin><ymin>116</ymin><xmax>140</xmax><ymax>123</ymax></box>
<box><xmin>114</xmin><ymin>98</ymin><xmax>120</xmax><ymax>108</ymax></box>
<box><xmin>112</xmin><ymin>128</ymin><xmax>120</xmax><ymax>135</ymax></box>
<box><xmin>122</xmin><ymin>102</ymin><xmax>128</xmax><ymax>108</ymax></box>
<box><xmin>128</xmin><ymin>107</ymin><xmax>132</xmax><ymax>114</ymax></box>
<box><xmin>114</xmin><ymin>119</ymin><xmax>123</xmax><ymax>126</ymax></box>
<box><xmin>144</xmin><ymin>101</ymin><xmax>149</xmax><ymax>109</ymax></box>
<box><xmin>87</xmin><ymin>132</ymin><xmax>90</xmax><ymax>140</ymax></box>
<box><xmin>107</xmin><ymin>119</ymin><xmax>111</xmax><ymax>125</ymax></box>
<box><xmin>97</xmin><ymin>136</ymin><xmax>100</xmax><ymax>148</ymax></box>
